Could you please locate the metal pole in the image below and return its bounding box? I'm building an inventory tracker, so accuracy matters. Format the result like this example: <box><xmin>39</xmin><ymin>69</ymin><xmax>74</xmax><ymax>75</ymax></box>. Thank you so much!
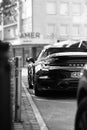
<box><xmin>15</xmin><ymin>56</ymin><xmax>22</xmax><ymax>122</ymax></box>
<box><xmin>17</xmin><ymin>57</ymin><xmax>22</xmax><ymax>121</ymax></box>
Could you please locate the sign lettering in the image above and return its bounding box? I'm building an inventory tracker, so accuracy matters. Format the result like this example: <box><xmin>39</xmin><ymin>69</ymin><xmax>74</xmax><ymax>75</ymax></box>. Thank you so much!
<box><xmin>19</xmin><ymin>32</ymin><xmax>40</xmax><ymax>39</ymax></box>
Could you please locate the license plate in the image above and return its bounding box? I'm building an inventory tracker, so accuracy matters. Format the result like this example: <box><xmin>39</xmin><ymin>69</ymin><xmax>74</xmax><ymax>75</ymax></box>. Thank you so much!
<box><xmin>71</xmin><ymin>72</ymin><xmax>81</xmax><ymax>78</ymax></box>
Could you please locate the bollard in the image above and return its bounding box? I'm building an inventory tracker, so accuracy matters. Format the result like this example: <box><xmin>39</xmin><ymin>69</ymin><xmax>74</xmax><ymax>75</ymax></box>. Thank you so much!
<box><xmin>14</xmin><ymin>56</ymin><xmax>22</xmax><ymax>122</ymax></box>
<box><xmin>0</xmin><ymin>41</ymin><xmax>12</xmax><ymax>130</ymax></box>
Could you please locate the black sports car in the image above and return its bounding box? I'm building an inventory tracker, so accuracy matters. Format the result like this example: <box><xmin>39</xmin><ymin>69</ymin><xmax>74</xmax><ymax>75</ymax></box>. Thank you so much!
<box><xmin>26</xmin><ymin>40</ymin><xmax>87</xmax><ymax>96</ymax></box>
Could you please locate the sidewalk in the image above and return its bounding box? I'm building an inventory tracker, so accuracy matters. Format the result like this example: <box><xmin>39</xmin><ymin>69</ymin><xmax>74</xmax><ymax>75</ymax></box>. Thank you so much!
<box><xmin>13</xmin><ymin>85</ymin><xmax>40</xmax><ymax>130</ymax></box>
<box><xmin>12</xmin><ymin>68</ymin><xmax>41</xmax><ymax>130</ymax></box>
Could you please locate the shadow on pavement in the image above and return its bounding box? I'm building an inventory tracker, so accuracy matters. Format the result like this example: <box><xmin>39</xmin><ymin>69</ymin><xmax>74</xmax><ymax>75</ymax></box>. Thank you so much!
<box><xmin>29</xmin><ymin>88</ymin><xmax>77</xmax><ymax>100</ymax></box>
<box><xmin>39</xmin><ymin>90</ymin><xmax>77</xmax><ymax>99</ymax></box>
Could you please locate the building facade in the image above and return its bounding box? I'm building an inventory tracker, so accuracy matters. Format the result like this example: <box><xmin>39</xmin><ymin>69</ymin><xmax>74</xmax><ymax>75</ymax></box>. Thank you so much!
<box><xmin>33</xmin><ymin>0</ymin><xmax>87</xmax><ymax>41</ymax></box>
<box><xmin>0</xmin><ymin>0</ymin><xmax>35</xmax><ymax>66</ymax></box>
<box><xmin>0</xmin><ymin>0</ymin><xmax>87</xmax><ymax>66</ymax></box>
<box><xmin>0</xmin><ymin>0</ymin><xmax>52</xmax><ymax>66</ymax></box>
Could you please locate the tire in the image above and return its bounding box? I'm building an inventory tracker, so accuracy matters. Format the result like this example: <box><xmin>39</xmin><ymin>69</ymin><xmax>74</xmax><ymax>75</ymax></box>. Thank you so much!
<box><xmin>28</xmin><ymin>77</ymin><xmax>33</xmax><ymax>89</ymax></box>
<box><xmin>33</xmin><ymin>84</ymin><xmax>40</xmax><ymax>96</ymax></box>
<box><xmin>75</xmin><ymin>97</ymin><xmax>87</xmax><ymax>130</ymax></box>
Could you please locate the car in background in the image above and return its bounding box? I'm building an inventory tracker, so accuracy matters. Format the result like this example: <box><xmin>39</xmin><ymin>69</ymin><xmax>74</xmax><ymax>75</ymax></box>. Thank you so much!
<box><xmin>26</xmin><ymin>57</ymin><xmax>34</xmax><ymax>88</ymax></box>
<box><xmin>75</xmin><ymin>63</ymin><xmax>87</xmax><ymax>130</ymax></box>
<box><xmin>26</xmin><ymin>40</ymin><xmax>87</xmax><ymax>96</ymax></box>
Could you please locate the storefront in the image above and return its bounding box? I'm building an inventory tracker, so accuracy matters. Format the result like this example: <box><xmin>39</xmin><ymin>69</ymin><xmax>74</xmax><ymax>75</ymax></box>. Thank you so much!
<box><xmin>10</xmin><ymin>37</ymin><xmax>52</xmax><ymax>67</ymax></box>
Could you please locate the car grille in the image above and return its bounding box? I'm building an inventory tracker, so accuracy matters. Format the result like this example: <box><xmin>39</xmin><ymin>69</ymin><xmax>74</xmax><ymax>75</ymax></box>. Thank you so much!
<box><xmin>49</xmin><ymin>70</ymin><xmax>71</xmax><ymax>79</ymax></box>
<box><xmin>50</xmin><ymin>59</ymin><xmax>87</xmax><ymax>67</ymax></box>
<box><xmin>49</xmin><ymin>59</ymin><xmax>87</xmax><ymax>80</ymax></box>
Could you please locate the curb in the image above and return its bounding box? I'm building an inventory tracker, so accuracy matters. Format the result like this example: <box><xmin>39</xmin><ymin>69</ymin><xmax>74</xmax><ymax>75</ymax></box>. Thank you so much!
<box><xmin>22</xmin><ymin>82</ymin><xmax>48</xmax><ymax>130</ymax></box>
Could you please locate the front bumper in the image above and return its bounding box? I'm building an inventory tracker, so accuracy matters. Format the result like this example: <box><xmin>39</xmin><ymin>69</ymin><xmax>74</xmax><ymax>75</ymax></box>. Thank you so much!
<box><xmin>36</xmin><ymin>77</ymin><xmax>78</xmax><ymax>91</ymax></box>
<box><xmin>35</xmin><ymin>68</ymin><xmax>80</xmax><ymax>91</ymax></box>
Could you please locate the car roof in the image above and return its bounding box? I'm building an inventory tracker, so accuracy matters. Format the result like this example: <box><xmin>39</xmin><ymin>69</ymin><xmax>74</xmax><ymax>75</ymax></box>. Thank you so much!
<box><xmin>44</xmin><ymin>40</ymin><xmax>87</xmax><ymax>49</ymax></box>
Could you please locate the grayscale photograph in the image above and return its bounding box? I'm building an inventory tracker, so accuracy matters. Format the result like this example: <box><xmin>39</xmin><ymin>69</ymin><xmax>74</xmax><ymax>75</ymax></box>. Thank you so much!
<box><xmin>0</xmin><ymin>0</ymin><xmax>87</xmax><ymax>130</ymax></box>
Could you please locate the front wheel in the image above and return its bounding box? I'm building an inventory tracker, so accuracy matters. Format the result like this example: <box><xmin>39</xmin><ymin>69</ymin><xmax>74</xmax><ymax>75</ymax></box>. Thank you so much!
<box><xmin>75</xmin><ymin>97</ymin><xmax>87</xmax><ymax>130</ymax></box>
<box><xmin>28</xmin><ymin>77</ymin><xmax>33</xmax><ymax>89</ymax></box>
<box><xmin>33</xmin><ymin>84</ymin><xmax>41</xmax><ymax>96</ymax></box>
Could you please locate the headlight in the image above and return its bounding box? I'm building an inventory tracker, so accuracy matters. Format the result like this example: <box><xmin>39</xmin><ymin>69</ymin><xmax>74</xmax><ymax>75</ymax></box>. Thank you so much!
<box><xmin>39</xmin><ymin>76</ymin><xmax>49</xmax><ymax>79</ymax></box>
<box><xmin>35</xmin><ymin>63</ymin><xmax>49</xmax><ymax>72</ymax></box>
<box><xmin>42</xmin><ymin>63</ymin><xmax>49</xmax><ymax>69</ymax></box>
<box><xmin>35</xmin><ymin>64</ymin><xmax>42</xmax><ymax>72</ymax></box>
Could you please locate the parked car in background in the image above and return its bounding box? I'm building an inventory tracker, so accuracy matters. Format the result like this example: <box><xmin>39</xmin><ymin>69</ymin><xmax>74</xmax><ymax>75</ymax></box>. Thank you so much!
<box><xmin>26</xmin><ymin>40</ymin><xmax>87</xmax><ymax>96</ymax></box>
<box><xmin>26</xmin><ymin>57</ymin><xmax>34</xmax><ymax>88</ymax></box>
<box><xmin>75</xmin><ymin>63</ymin><xmax>87</xmax><ymax>130</ymax></box>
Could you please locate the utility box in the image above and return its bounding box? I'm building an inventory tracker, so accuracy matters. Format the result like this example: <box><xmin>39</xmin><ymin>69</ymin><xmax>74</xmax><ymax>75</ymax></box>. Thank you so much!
<box><xmin>0</xmin><ymin>41</ymin><xmax>12</xmax><ymax>130</ymax></box>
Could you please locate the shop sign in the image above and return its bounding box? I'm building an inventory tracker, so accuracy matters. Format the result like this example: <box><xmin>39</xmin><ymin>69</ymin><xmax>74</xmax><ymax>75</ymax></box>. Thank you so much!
<box><xmin>19</xmin><ymin>32</ymin><xmax>40</xmax><ymax>39</ymax></box>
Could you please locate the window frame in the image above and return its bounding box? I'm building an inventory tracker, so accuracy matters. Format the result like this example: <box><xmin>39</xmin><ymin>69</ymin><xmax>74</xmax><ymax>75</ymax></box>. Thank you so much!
<box><xmin>59</xmin><ymin>2</ymin><xmax>69</xmax><ymax>16</ymax></box>
<box><xmin>72</xmin><ymin>3</ymin><xmax>81</xmax><ymax>16</ymax></box>
<box><xmin>46</xmin><ymin>1</ymin><xmax>57</xmax><ymax>15</ymax></box>
<box><xmin>59</xmin><ymin>24</ymin><xmax>68</xmax><ymax>36</ymax></box>
<box><xmin>72</xmin><ymin>24</ymin><xmax>80</xmax><ymax>36</ymax></box>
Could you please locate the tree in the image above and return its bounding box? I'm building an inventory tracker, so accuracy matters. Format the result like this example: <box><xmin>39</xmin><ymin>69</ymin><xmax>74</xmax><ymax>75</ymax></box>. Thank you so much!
<box><xmin>0</xmin><ymin>0</ymin><xmax>16</xmax><ymax>13</ymax></box>
<box><xmin>0</xmin><ymin>0</ymin><xmax>11</xmax><ymax>9</ymax></box>
<box><xmin>0</xmin><ymin>0</ymin><xmax>17</xmax><ymax>25</ymax></box>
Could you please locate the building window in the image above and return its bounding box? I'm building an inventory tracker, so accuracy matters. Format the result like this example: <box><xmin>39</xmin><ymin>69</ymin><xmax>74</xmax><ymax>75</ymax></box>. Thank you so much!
<box><xmin>46</xmin><ymin>24</ymin><xmax>55</xmax><ymax>34</ymax></box>
<box><xmin>84</xmin><ymin>3</ymin><xmax>87</xmax><ymax>16</ymax></box>
<box><xmin>84</xmin><ymin>25</ymin><xmax>87</xmax><ymax>36</ymax></box>
<box><xmin>72</xmin><ymin>25</ymin><xmax>80</xmax><ymax>36</ymax></box>
<box><xmin>59</xmin><ymin>25</ymin><xmax>68</xmax><ymax>36</ymax></box>
<box><xmin>4</xmin><ymin>25</ymin><xmax>17</xmax><ymax>40</ymax></box>
<box><xmin>72</xmin><ymin>3</ymin><xmax>81</xmax><ymax>15</ymax></box>
<box><xmin>46</xmin><ymin>2</ymin><xmax>56</xmax><ymax>15</ymax></box>
<box><xmin>46</xmin><ymin>24</ymin><xmax>55</xmax><ymax>39</ymax></box>
<box><xmin>60</xmin><ymin>2</ymin><xmax>69</xmax><ymax>15</ymax></box>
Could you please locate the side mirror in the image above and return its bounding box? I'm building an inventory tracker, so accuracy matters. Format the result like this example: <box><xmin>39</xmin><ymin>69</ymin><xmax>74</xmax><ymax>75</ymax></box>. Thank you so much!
<box><xmin>26</xmin><ymin>57</ymin><xmax>34</xmax><ymax>63</ymax></box>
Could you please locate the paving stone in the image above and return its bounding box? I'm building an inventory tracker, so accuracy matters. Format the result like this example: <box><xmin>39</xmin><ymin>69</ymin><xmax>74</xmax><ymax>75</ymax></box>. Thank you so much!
<box><xmin>12</xmin><ymin>83</ymin><xmax>40</xmax><ymax>130</ymax></box>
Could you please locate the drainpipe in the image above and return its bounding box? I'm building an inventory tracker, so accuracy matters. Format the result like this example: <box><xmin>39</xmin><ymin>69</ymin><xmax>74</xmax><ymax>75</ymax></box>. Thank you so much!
<box><xmin>2</xmin><ymin>13</ymin><xmax>4</xmax><ymax>40</ymax></box>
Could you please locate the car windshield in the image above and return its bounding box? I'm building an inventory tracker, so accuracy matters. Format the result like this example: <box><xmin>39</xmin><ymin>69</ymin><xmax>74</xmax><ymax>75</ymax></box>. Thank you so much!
<box><xmin>37</xmin><ymin>41</ymin><xmax>87</xmax><ymax>60</ymax></box>
<box><xmin>67</xmin><ymin>41</ymin><xmax>87</xmax><ymax>48</ymax></box>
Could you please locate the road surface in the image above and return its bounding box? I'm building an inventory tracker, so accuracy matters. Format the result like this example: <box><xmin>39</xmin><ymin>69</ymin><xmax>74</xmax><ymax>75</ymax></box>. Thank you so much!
<box><xmin>22</xmin><ymin>68</ymin><xmax>77</xmax><ymax>130</ymax></box>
